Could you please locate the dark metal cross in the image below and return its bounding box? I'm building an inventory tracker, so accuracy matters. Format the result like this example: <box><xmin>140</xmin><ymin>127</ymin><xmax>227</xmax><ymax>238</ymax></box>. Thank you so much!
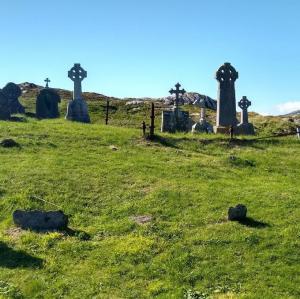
<box><xmin>169</xmin><ymin>83</ymin><xmax>186</xmax><ymax>109</ymax></box>
<box><xmin>44</xmin><ymin>78</ymin><xmax>51</xmax><ymax>88</ymax></box>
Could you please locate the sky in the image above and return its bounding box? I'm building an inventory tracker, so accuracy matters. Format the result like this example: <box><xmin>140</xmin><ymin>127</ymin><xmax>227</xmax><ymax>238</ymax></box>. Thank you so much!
<box><xmin>0</xmin><ymin>0</ymin><xmax>299</xmax><ymax>115</ymax></box>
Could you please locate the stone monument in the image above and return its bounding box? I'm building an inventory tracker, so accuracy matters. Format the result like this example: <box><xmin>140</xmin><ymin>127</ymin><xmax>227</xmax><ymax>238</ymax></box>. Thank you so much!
<box><xmin>2</xmin><ymin>82</ymin><xmax>25</xmax><ymax>114</ymax></box>
<box><xmin>192</xmin><ymin>97</ymin><xmax>213</xmax><ymax>133</ymax></box>
<box><xmin>161</xmin><ymin>83</ymin><xmax>191</xmax><ymax>133</ymax></box>
<box><xmin>237</xmin><ymin>96</ymin><xmax>255</xmax><ymax>135</ymax></box>
<box><xmin>36</xmin><ymin>78</ymin><xmax>61</xmax><ymax>119</ymax></box>
<box><xmin>0</xmin><ymin>90</ymin><xmax>10</xmax><ymax>120</ymax></box>
<box><xmin>214</xmin><ymin>62</ymin><xmax>238</xmax><ymax>133</ymax></box>
<box><xmin>65</xmin><ymin>63</ymin><xmax>90</xmax><ymax>123</ymax></box>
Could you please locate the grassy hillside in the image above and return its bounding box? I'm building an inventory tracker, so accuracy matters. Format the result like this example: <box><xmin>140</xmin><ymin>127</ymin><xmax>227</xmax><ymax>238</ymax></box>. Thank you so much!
<box><xmin>0</xmin><ymin>100</ymin><xmax>299</xmax><ymax>298</ymax></box>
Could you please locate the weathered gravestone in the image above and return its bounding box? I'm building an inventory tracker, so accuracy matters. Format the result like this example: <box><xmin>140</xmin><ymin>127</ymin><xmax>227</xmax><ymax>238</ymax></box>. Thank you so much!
<box><xmin>228</xmin><ymin>204</ymin><xmax>247</xmax><ymax>221</ymax></box>
<box><xmin>2</xmin><ymin>83</ymin><xmax>25</xmax><ymax>114</ymax></box>
<box><xmin>13</xmin><ymin>210</ymin><xmax>68</xmax><ymax>231</ymax></box>
<box><xmin>36</xmin><ymin>78</ymin><xmax>61</xmax><ymax>119</ymax></box>
<box><xmin>65</xmin><ymin>63</ymin><xmax>90</xmax><ymax>123</ymax></box>
<box><xmin>0</xmin><ymin>90</ymin><xmax>10</xmax><ymax>120</ymax></box>
<box><xmin>214</xmin><ymin>62</ymin><xmax>238</xmax><ymax>133</ymax></box>
<box><xmin>161</xmin><ymin>83</ymin><xmax>192</xmax><ymax>133</ymax></box>
<box><xmin>237</xmin><ymin>96</ymin><xmax>255</xmax><ymax>135</ymax></box>
<box><xmin>192</xmin><ymin>97</ymin><xmax>213</xmax><ymax>133</ymax></box>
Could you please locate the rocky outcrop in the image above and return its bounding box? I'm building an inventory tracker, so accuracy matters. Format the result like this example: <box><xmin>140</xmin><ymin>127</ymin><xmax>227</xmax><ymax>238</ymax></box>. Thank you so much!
<box><xmin>159</xmin><ymin>92</ymin><xmax>217</xmax><ymax>110</ymax></box>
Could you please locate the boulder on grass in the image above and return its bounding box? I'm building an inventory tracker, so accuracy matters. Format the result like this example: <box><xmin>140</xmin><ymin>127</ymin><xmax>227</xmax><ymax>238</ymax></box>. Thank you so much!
<box><xmin>228</xmin><ymin>204</ymin><xmax>247</xmax><ymax>221</ymax></box>
<box><xmin>13</xmin><ymin>210</ymin><xmax>68</xmax><ymax>231</ymax></box>
<box><xmin>0</xmin><ymin>139</ymin><xmax>20</xmax><ymax>148</ymax></box>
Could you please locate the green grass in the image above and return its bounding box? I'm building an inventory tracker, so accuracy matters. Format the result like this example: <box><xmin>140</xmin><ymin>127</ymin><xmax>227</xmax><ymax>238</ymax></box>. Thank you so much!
<box><xmin>0</xmin><ymin>99</ymin><xmax>299</xmax><ymax>298</ymax></box>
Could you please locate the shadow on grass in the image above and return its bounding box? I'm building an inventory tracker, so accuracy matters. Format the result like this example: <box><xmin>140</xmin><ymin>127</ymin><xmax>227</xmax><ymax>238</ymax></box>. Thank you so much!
<box><xmin>0</xmin><ymin>241</ymin><xmax>43</xmax><ymax>269</ymax></box>
<box><xmin>152</xmin><ymin>135</ymin><xmax>280</xmax><ymax>151</ymax></box>
<box><xmin>238</xmin><ymin>217</ymin><xmax>270</xmax><ymax>229</ymax></box>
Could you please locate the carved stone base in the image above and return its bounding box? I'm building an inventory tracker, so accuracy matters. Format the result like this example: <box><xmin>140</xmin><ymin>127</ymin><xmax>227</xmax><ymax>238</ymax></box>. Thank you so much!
<box><xmin>213</xmin><ymin>126</ymin><xmax>232</xmax><ymax>134</ymax></box>
<box><xmin>237</xmin><ymin>123</ymin><xmax>255</xmax><ymax>135</ymax></box>
<box><xmin>66</xmin><ymin>99</ymin><xmax>90</xmax><ymax>123</ymax></box>
<box><xmin>192</xmin><ymin>122</ymin><xmax>213</xmax><ymax>134</ymax></box>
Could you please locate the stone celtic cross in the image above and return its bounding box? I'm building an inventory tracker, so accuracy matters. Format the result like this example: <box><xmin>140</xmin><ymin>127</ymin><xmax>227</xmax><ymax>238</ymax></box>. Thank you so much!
<box><xmin>215</xmin><ymin>62</ymin><xmax>239</xmax><ymax>128</ymax></box>
<box><xmin>238</xmin><ymin>96</ymin><xmax>251</xmax><ymax>124</ymax></box>
<box><xmin>44</xmin><ymin>78</ymin><xmax>51</xmax><ymax>88</ymax></box>
<box><xmin>169</xmin><ymin>83</ymin><xmax>186</xmax><ymax>110</ymax></box>
<box><xmin>68</xmin><ymin>63</ymin><xmax>87</xmax><ymax>100</ymax></box>
<box><xmin>216</xmin><ymin>62</ymin><xmax>239</xmax><ymax>84</ymax></box>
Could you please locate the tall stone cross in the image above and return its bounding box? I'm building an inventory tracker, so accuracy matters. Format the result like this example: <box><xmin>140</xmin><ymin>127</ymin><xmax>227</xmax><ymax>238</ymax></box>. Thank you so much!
<box><xmin>215</xmin><ymin>62</ymin><xmax>239</xmax><ymax>128</ymax></box>
<box><xmin>238</xmin><ymin>96</ymin><xmax>251</xmax><ymax>124</ymax></box>
<box><xmin>44</xmin><ymin>78</ymin><xmax>51</xmax><ymax>88</ymax></box>
<box><xmin>169</xmin><ymin>83</ymin><xmax>186</xmax><ymax>110</ymax></box>
<box><xmin>68</xmin><ymin>63</ymin><xmax>87</xmax><ymax>100</ymax></box>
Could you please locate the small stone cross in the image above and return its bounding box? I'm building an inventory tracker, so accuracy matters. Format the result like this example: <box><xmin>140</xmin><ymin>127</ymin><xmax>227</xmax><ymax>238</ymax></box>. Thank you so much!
<box><xmin>169</xmin><ymin>83</ymin><xmax>186</xmax><ymax>110</ymax></box>
<box><xmin>44</xmin><ymin>78</ymin><xmax>51</xmax><ymax>88</ymax></box>
<box><xmin>238</xmin><ymin>96</ymin><xmax>252</xmax><ymax>124</ymax></box>
<box><xmin>68</xmin><ymin>63</ymin><xmax>87</xmax><ymax>100</ymax></box>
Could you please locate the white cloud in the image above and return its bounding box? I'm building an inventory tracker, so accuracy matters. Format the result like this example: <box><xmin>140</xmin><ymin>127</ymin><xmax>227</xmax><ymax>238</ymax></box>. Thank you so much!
<box><xmin>276</xmin><ymin>101</ymin><xmax>300</xmax><ymax>114</ymax></box>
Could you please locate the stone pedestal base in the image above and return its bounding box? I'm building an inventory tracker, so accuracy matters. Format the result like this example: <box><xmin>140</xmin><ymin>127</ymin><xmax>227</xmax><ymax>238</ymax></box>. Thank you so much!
<box><xmin>213</xmin><ymin>126</ymin><xmax>232</xmax><ymax>134</ymax></box>
<box><xmin>66</xmin><ymin>99</ymin><xmax>90</xmax><ymax>123</ymax></box>
<box><xmin>192</xmin><ymin>122</ymin><xmax>213</xmax><ymax>134</ymax></box>
<box><xmin>237</xmin><ymin>123</ymin><xmax>255</xmax><ymax>135</ymax></box>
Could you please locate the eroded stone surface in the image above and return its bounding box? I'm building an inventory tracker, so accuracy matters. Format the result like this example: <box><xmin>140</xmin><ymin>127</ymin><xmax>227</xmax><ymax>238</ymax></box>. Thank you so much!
<box><xmin>66</xmin><ymin>64</ymin><xmax>90</xmax><ymax>123</ymax></box>
<box><xmin>215</xmin><ymin>63</ymin><xmax>238</xmax><ymax>131</ymax></box>
<box><xmin>2</xmin><ymin>82</ymin><xmax>25</xmax><ymax>114</ymax></box>
<box><xmin>0</xmin><ymin>90</ymin><xmax>10</xmax><ymax>120</ymax></box>
<box><xmin>36</xmin><ymin>88</ymin><xmax>61</xmax><ymax>119</ymax></box>
<box><xmin>228</xmin><ymin>204</ymin><xmax>247</xmax><ymax>221</ymax></box>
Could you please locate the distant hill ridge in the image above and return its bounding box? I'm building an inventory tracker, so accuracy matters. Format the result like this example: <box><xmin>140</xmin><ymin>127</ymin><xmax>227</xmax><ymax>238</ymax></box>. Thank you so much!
<box><xmin>18</xmin><ymin>82</ymin><xmax>217</xmax><ymax>110</ymax></box>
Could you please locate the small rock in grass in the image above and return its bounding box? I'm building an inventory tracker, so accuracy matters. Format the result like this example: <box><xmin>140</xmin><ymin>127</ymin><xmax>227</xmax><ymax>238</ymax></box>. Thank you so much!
<box><xmin>109</xmin><ymin>145</ymin><xmax>118</xmax><ymax>151</ymax></box>
<box><xmin>131</xmin><ymin>215</ymin><xmax>152</xmax><ymax>225</ymax></box>
<box><xmin>0</xmin><ymin>139</ymin><xmax>20</xmax><ymax>148</ymax></box>
<box><xmin>13</xmin><ymin>210</ymin><xmax>68</xmax><ymax>231</ymax></box>
<box><xmin>228</xmin><ymin>204</ymin><xmax>247</xmax><ymax>221</ymax></box>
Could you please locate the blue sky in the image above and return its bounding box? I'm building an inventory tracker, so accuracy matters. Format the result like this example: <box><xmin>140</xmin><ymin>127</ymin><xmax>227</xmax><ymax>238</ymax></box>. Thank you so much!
<box><xmin>0</xmin><ymin>0</ymin><xmax>299</xmax><ymax>115</ymax></box>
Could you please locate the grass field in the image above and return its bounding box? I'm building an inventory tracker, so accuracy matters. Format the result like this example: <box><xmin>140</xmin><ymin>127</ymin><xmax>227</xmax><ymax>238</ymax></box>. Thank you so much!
<box><xmin>0</xmin><ymin>99</ymin><xmax>299</xmax><ymax>298</ymax></box>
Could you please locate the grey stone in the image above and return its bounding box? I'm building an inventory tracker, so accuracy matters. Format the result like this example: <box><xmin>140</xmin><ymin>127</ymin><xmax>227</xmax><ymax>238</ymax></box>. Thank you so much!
<box><xmin>237</xmin><ymin>96</ymin><xmax>255</xmax><ymax>135</ymax></box>
<box><xmin>228</xmin><ymin>204</ymin><xmax>247</xmax><ymax>221</ymax></box>
<box><xmin>13</xmin><ymin>210</ymin><xmax>68</xmax><ymax>231</ymax></box>
<box><xmin>125</xmin><ymin>100</ymin><xmax>144</xmax><ymax>106</ymax></box>
<box><xmin>161</xmin><ymin>108</ymin><xmax>192</xmax><ymax>133</ymax></box>
<box><xmin>131</xmin><ymin>215</ymin><xmax>152</xmax><ymax>225</ymax></box>
<box><xmin>0</xmin><ymin>90</ymin><xmax>10</xmax><ymax>120</ymax></box>
<box><xmin>66</xmin><ymin>64</ymin><xmax>90</xmax><ymax>123</ymax></box>
<box><xmin>192</xmin><ymin>97</ymin><xmax>213</xmax><ymax>133</ymax></box>
<box><xmin>161</xmin><ymin>83</ymin><xmax>193</xmax><ymax>133</ymax></box>
<box><xmin>214</xmin><ymin>63</ymin><xmax>238</xmax><ymax>133</ymax></box>
<box><xmin>161</xmin><ymin>92</ymin><xmax>217</xmax><ymax>110</ymax></box>
<box><xmin>2</xmin><ymin>83</ymin><xmax>25</xmax><ymax>114</ymax></box>
<box><xmin>0</xmin><ymin>139</ymin><xmax>20</xmax><ymax>148</ymax></box>
<box><xmin>36</xmin><ymin>88</ymin><xmax>61</xmax><ymax>119</ymax></box>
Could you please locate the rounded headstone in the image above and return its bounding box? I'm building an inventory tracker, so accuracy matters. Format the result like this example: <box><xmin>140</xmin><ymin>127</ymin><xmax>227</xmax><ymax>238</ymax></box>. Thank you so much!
<box><xmin>0</xmin><ymin>90</ymin><xmax>10</xmax><ymax>120</ymax></box>
<box><xmin>36</xmin><ymin>88</ymin><xmax>61</xmax><ymax>119</ymax></box>
<box><xmin>2</xmin><ymin>82</ymin><xmax>25</xmax><ymax>114</ymax></box>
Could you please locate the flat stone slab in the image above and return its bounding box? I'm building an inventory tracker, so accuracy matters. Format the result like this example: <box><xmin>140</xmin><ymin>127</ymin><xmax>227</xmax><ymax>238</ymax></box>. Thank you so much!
<box><xmin>131</xmin><ymin>215</ymin><xmax>152</xmax><ymax>225</ymax></box>
<box><xmin>13</xmin><ymin>210</ymin><xmax>68</xmax><ymax>231</ymax></box>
